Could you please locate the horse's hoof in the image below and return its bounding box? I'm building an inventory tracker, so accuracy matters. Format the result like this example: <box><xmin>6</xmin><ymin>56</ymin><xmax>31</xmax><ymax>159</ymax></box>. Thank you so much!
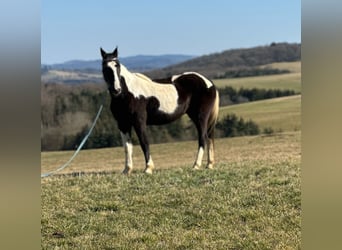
<box><xmin>144</xmin><ymin>168</ymin><xmax>153</xmax><ymax>174</ymax></box>
<box><xmin>206</xmin><ymin>163</ymin><xmax>214</xmax><ymax>169</ymax></box>
<box><xmin>192</xmin><ymin>164</ymin><xmax>201</xmax><ymax>170</ymax></box>
<box><xmin>122</xmin><ymin>167</ymin><xmax>132</xmax><ymax>175</ymax></box>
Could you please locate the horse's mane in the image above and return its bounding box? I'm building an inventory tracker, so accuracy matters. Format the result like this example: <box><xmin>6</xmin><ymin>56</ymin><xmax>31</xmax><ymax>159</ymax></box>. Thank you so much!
<box><xmin>134</xmin><ymin>73</ymin><xmax>174</xmax><ymax>85</ymax></box>
<box><xmin>134</xmin><ymin>73</ymin><xmax>153</xmax><ymax>82</ymax></box>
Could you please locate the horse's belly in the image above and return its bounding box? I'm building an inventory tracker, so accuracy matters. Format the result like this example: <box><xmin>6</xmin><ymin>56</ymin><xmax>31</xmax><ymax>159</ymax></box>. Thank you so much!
<box><xmin>146</xmin><ymin>111</ymin><xmax>183</xmax><ymax>125</ymax></box>
<box><xmin>146</xmin><ymin>96</ymin><xmax>187</xmax><ymax>125</ymax></box>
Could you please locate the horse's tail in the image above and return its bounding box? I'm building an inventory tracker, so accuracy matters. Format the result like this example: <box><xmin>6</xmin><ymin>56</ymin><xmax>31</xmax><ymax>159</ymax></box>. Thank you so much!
<box><xmin>207</xmin><ymin>90</ymin><xmax>220</xmax><ymax>139</ymax></box>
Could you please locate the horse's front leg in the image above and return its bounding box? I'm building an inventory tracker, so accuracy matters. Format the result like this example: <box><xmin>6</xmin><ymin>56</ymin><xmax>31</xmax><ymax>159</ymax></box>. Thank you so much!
<box><xmin>120</xmin><ymin>131</ymin><xmax>133</xmax><ymax>175</ymax></box>
<box><xmin>133</xmin><ymin>119</ymin><xmax>154</xmax><ymax>174</ymax></box>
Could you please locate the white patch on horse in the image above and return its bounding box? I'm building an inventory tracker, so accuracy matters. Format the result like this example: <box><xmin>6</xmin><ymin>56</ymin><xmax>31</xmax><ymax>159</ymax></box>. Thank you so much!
<box><xmin>120</xmin><ymin>65</ymin><xmax>179</xmax><ymax>114</ymax></box>
<box><xmin>194</xmin><ymin>146</ymin><xmax>204</xmax><ymax>168</ymax></box>
<box><xmin>171</xmin><ymin>74</ymin><xmax>181</xmax><ymax>82</ymax></box>
<box><xmin>120</xmin><ymin>132</ymin><xmax>133</xmax><ymax>170</ymax></box>
<box><xmin>172</xmin><ymin>72</ymin><xmax>213</xmax><ymax>88</ymax></box>
<box><xmin>107</xmin><ymin>61</ymin><xmax>122</xmax><ymax>92</ymax></box>
<box><xmin>206</xmin><ymin>139</ymin><xmax>214</xmax><ymax>169</ymax></box>
<box><xmin>147</xmin><ymin>155</ymin><xmax>154</xmax><ymax>166</ymax></box>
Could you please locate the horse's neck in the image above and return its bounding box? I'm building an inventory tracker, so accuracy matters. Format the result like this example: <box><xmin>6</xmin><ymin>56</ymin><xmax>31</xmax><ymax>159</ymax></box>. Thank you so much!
<box><xmin>121</xmin><ymin>64</ymin><xmax>154</xmax><ymax>84</ymax></box>
<box><xmin>120</xmin><ymin>64</ymin><xmax>135</xmax><ymax>85</ymax></box>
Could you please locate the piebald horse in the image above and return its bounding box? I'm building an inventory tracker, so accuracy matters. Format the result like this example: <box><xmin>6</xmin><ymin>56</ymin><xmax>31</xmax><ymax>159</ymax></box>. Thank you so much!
<box><xmin>100</xmin><ymin>47</ymin><xmax>219</xmax><ymax>174</ymax></box>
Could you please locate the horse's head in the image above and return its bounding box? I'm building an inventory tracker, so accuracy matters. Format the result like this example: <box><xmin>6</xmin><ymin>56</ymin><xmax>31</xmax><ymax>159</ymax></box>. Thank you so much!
<box><xmin>100</xmin><ymin>47</ymin><xmax>122</xmax><ymax>96</ymax></box>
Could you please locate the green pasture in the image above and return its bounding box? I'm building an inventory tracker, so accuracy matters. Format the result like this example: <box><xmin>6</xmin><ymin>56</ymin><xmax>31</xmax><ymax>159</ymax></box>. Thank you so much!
<box><xmin>214</xmin><ymin>61</ymin><xmax>301</xmax><ymax>93</ymax></box>
<box><xmin>214</xmin><ymin>73</ymin><xmax>301</xmax><ymax>93</ymax></box>
<box><xmin>219</xmin><ymin>95</ymin><xmax>301</xmax><ymax>132</ymax></box>
<box><xmin>42</xmin><ymin>132</ymin><xmax>300</xmax><ymax>249</ymax></box>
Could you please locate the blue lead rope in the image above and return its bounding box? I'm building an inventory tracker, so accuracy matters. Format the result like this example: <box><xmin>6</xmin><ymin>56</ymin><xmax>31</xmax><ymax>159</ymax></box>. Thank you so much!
<box><xmin>41</xmin><ymin>105</ymin><xmax>104</xmax><ymax>178</ymax></box>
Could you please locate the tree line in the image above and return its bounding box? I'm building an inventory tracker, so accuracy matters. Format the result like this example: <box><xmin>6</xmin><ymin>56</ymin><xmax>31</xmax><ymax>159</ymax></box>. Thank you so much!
<box><xmin>219</xmin><ymin>86</ymin><xmax>297</xmax><ymax>106</ymax></box>
<box><xmin>214</xmin><ymin>67</ymin><xmax>290</xmax><ymax>79</ymax></box>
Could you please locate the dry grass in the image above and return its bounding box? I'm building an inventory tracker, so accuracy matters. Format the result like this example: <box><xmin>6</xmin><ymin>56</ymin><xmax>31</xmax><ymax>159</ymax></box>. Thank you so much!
<box><xmin>41</xmin><ymin>131</ymin><xmax>300</xmax><ymax>176</ymax></box>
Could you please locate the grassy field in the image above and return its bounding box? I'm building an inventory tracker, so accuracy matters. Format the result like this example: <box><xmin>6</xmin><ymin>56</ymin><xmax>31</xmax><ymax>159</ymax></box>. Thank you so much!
<box><xmin>214</xmin><ymin>61</ymin><xmax>301</xmax><ymax>93</ymax></box>
<box><xmin>42</xmin><ymin>132</ymin><xmax>301</xmax><ymax>249</ymax></box>
<box><xmin>219</xmin><ymin>95</ymin><xmax>301</xmax><ymax>132</ymax></box>
<box><xmin>214</xmin><ymin>61</ymin><xmax>301</xmax><ymax>133</ymax></box>
<box><xmin>259</xmin><ymin>61</ymin><xmax>301</xmax><ymax>74</ymax></box>
<box><xmin>214</xmin><ymin>73</ymin><xmax>301</xmax><ymax>93</ymax></box>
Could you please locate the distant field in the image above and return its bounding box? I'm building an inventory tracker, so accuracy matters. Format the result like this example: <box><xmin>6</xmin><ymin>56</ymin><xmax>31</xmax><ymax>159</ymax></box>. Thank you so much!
<box><xmin>213</xmin><ymin>61</ymin><xmax>301</xmax><ymax>132</ymax></box>
<box><xmin>214</xmin><ymin>61</ymin><xmax>301</xmax><ymax>92</ymax></box>
<box><xmin>260</xmin><ymin>61</ymin><xmax>301</xmax><ymax>73</ymax></box>
<box><xmin>42</xmin><ymin>132</ymin><xmax>300</xmax><ymax>249</ymax></box>
<box><xmin>214</xmin><ymin>61</ymin><xmax>301</xmax><ymax>93</ymax></box>
<box><xmin>41</xmin><ymin>70</ymin><xmax>103</xmax><ymax>83</ymax></box>
<box><xmin>219</xmin><ymin>95</ymin><xmax>301</xmax><ymax>132</ymax></box>
<box><xmin>214</xmin><ymin>73</ymin><xmax>301</xmax><ymax>93</ymax></box>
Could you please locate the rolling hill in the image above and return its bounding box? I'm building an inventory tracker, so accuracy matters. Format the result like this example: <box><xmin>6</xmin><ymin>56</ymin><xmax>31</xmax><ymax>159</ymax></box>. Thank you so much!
<box><xmin>41</xmin><ymin>43</ymin><xmax>300</xmax><ymax>84</ymax></box>
<box><xmin>42</xmin><ymin>54</ymin><xmax>195</xmax><ymax>72</ymax></box>
<box><xmin>41</xmin><ymin>54</ymin><xmax>194</xmax><ymax>84</ymax></box>
<box><xmin>219</xmin><ymin>95</ymin><xmax>301</xmax><ymax>132</ymax></box>
<box><xmin>145</xmin><ymin>42</ymin><xmax>301</xmax><ymax>79</ymax></box>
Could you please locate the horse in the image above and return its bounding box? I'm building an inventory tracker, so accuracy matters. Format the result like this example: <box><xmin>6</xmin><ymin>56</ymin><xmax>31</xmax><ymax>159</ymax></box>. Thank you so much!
<box><xmin>100</xmin><ymin>47</ymin><xmax>219</xmax><ymax>174</ymax></box>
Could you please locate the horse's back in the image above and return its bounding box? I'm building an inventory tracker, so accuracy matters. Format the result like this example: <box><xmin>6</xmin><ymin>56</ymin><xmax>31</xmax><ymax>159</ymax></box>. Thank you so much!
<box><xmin>154</xmin><ymin>72</ymin><xmax>214</xmax><ymax>90</ymax></box>
<box><xmin>171</xmin><ymin>72</ymin><xmax>216</xmax><ymax>97</ymax></box>
<box><xmin>172</xmin><ymin>72</ymin><xmax>213</xmax><ymax>88</ymax></box>
<box><xmin>153</xmin><ymin>76</ymin><xmax>173</xmax><ymax>84</ymax></box>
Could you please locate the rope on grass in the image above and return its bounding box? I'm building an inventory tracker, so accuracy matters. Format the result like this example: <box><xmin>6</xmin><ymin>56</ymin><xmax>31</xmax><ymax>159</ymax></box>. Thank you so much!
<box><xmin>41</xmin><ymin>105</ymin><xmax>103</xmax><ymax>178</ymax></box>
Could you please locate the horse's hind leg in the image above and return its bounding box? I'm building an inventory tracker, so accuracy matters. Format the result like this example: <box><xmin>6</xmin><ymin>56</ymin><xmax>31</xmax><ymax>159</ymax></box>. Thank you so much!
<box><xmin>192</xmin><ymin>116</ymin><xmax>208</xmax><ymax>170</ymax></box>
<box><xmin>206</xmin><ymin>128</ymin><xmax>215</xmax><ymax>169</ymax></box>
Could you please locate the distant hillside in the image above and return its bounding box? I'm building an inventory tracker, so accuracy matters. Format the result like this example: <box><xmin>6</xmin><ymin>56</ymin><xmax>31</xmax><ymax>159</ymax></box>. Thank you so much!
<box><xmin>41</xmin><ymin>43</ymin><xmax>300</xmax><ymax>85</ymax></box>
<box><xmin>145</xmin><ymin>42</ymin><xmax>301</xmax><ymax>79</ymax></box>
<box><xmin>41</xmin><ymin>54</ymin><xmax>195</xmax><ymax>84</ymax></box>
<box><xmin>41</xmin><ymin>70</ymin><xmax>104</xmax><ymax>85</ymax></box>
<box><xmin>42</xmin><ymin>54</ymin><xmax>195</xmax><ymax>72</ymax></box>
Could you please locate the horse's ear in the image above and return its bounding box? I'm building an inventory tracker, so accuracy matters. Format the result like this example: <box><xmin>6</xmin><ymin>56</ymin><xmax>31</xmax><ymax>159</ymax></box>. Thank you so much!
<box><xmin>113</xmin><ymin>46</ymin><xmax>118</xmax><ymax>58</ymax></box>
<box><xmin>100</xmin><ymin>47</ymin><xmax>106</xmax><ymax>58</ymax></box>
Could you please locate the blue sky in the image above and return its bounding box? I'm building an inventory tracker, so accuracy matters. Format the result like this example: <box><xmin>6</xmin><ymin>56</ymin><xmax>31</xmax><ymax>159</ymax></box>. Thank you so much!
<box><xmin>41</xmin><ymin>1</ymin><xmax>301</xmax><ymax>64</ymax></box>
